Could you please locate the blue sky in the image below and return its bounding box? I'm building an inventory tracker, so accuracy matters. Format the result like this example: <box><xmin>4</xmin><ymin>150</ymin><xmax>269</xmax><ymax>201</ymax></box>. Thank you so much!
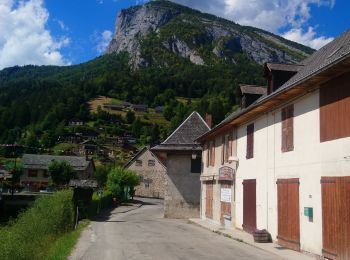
<box><xmin>0</xmin><ymin>0</ymin><xmax>348</xmax><ymax>69</ymax></box>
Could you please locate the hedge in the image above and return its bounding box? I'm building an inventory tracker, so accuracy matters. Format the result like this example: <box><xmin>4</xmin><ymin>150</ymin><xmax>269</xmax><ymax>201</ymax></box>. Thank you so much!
<box><xmin>0</xmin><ymin>190</ymin><xmax>74</xmax><ymax>260</ymax></box>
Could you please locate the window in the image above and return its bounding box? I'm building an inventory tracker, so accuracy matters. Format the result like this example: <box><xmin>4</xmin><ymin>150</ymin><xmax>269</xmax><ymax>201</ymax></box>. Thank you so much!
<box><xmin>139</xmin><ymin>175</ymin><xmax>144</xmax><ymax>182</ymax></box>
<box><xmin>320</xmin><ymin>71</ymin><xmax>350</xmax><ymax>142</ymax></box>
<box><xmin>28</xmin><ymin>169</ymin><xmax>38</xmax><ymax>178</ymax></box>
<box><xmin>136</xmin><ymin>160</ymin><xmax>142</xmax><ymax>166</ymax></box>
<box><xmin>210</xmin><ymin>141</ymin><xmax>215</xmax><ymax>166</ymax></box>
<box><xmin>206</xmin><ymin>143</ymin><xmax>210</xmax><ymax>167</ymax></box>
<box><xmin>148</xmin><ymin>160</ymin><xmax>155</xmax><ymax>166</ymax></box>
<box><xmin>246</xmin><ymin>124</ymin><xmax>254</xmax><ymax>159</ymax></box>
<box><xmin>191</xmin><ymin>157</ymin><xmax>202</xmax><ymax>173</ymax></box>
<box><xmin>206</xmin><ymin>141</ymin><xmax>215</xmax><ymax>167</ymax></box>
<box><xmin>282</xmin><ymin>104</ymin><xmax>294</xmax><ymax>152</ymax></box>
<box><xmin>221</xmin><ymin>134</ymin><xmax>232</xmax><ymax>164</ymax></box>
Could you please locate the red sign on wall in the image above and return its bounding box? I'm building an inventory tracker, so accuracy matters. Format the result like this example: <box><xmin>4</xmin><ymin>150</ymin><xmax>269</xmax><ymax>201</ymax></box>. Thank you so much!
<box><xmin>219</xmin><ymin>166</ymin><xmax>234</xmax><ymax>181</ymax></box>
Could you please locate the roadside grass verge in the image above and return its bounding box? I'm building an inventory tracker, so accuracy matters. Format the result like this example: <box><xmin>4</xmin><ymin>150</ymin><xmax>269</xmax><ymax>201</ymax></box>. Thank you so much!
<box><xmin>46</xmin><ymin>220</ymin><xmax>89</xmax><ymax>260</ymax></box>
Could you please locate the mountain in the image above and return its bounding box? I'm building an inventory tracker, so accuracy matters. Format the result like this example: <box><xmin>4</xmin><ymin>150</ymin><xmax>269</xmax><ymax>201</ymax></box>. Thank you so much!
<box><xmin>107</xmin><ymin>0</ymin><xmax>314</xmax><ymax>69</ymax></box>
<box><xmin>0</xmin><ymin>0</ymin><xmax>314</xmax><ymax>148</ymax></box>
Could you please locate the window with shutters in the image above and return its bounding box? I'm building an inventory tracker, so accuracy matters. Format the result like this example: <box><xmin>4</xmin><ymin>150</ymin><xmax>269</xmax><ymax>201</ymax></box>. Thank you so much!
<box><xmin>221</xmin><ymin>134</ymin><xmax>231</xmax><ymax>164</ymax></box>
<box><xmin>281</xmin><ymin>104</ymin><xmax>294</xmax><ymax>152</ymax></box>
<box><xmin>221</xmin><ymin>136</ymin><xmax>225</xmax><ymax>165</ymax></box>
<box><xmin>210</xmin><ymin>141</ymin><xmax>216</xmax><ymax>166</ymax></box>
<box><xmin>206</xmin><ymin>143</ymin><xmax>210</xmax><ymax>167</ymax></box>
<box><xmin>207</xmin><ymin>141</ymin><xmax>215</xmax><ymax>167</ymax></box>
<box><xmin>246</xmin><ymin>124</ymin><xmax>254</xmax><ymax>159</ymax></box>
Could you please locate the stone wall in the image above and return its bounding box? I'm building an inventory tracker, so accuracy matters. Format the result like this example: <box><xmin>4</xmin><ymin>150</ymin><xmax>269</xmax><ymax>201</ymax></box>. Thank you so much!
<box><xmin>164</xmin><ymin>153</ymin><xmax>201</xmax><ymax>218</ymax></box>
<box><xmin>127</xmin><ymin>149</ymin><xmax>166</xmax><ymax>198</ymax></box>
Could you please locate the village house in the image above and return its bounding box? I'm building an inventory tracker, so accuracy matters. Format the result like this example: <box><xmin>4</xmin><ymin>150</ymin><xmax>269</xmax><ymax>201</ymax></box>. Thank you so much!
<box><xmin>103</xmin><ymin>104</ymin><xmax>125</xmax><ymax>111</ymax></box>
<box><xmin>152</xmin><ymin>112</ymin><xmax>210</xmax><ymax>218</ymax></box>
<box><xmin>125</xmin><ymin>147</ymin><xmax>166</xmax><ymax>199</ymax></box>
<box><xmin>197</xmin><ymin>29</ymin><xmax>350</xmax><ymax>259</ymax></box>
<box><xmin>131</xmin><ymin>104</ymin><xmax>148</xmax><ymax>112</ymax></box>
<box><xmin>21</xmin><ymin>154</ymin><xmax>95</xmax><ymax>192</ymax></box>
<box><xmin>68</xmin><ymin>118</ymin><xmax>84</xmax><ymax>126</ymax></box>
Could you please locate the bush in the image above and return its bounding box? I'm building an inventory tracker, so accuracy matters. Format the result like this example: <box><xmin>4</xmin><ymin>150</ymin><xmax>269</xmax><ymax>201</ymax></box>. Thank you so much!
<box><xmin>0</xmin><ymin>190</ymin><xmax>74</xmax><ymax>260</ymax></box>
<box><xmin>106</xmin><ymin>167</ymin><xmax>140</xmax><ymax>199</ymax></box>
<box><xmin>49</xmin><ymin>160</ymin><xmax>76</xmax><ymax>186</ymax></box>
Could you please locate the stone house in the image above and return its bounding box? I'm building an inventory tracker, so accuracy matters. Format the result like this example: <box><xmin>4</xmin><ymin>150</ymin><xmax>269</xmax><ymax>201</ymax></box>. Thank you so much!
<box><xmin>21</xmin><ymin>154</ymin><xmax>95</xmax><ymax>191</ymax></box>
<box><xmin>152</xmin><ymin>111</ymin><xmax>210</xmax><ymax>218</ymax></box>
<box><xmin>125</xmin><ymin>147</ymin><xmax>166</xmax><ymax>198</ymax></box>
<box><xmin>197</xmin><ymin>29</ymin><xmax>350</xmax><ymax>258</ymax></box>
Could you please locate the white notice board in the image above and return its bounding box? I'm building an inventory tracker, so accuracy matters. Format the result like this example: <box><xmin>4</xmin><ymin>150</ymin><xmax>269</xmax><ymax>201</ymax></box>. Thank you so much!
<box><xmin>221</xmin><ymin>188</ymin><xmax>231</xmax><ymax>203</ymax></box>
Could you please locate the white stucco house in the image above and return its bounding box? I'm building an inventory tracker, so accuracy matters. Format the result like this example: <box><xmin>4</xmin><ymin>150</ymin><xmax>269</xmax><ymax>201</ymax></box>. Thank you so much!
<box><xmin>197</xmin><ymin>29</ymin><xmax>350</xmax><ymax>259</ymax></box>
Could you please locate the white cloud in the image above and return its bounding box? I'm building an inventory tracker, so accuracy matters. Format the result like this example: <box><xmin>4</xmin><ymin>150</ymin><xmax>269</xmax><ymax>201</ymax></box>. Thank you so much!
<box><xmin>95</xmin><ymin>30</ymin><xmax>113</xmax><ymax>54</ymax></box>
<box><xmin>282</xmin><ymin>27</ymin><xmax>334</xmax><ymax>49</ymax></box>
<box><xmin>171</xmin><ymin>0</ymin><xmax>335</xmax><ymax>48</ymax></box>
<box><xmin>0</xmin><ymin>0</ymin><xmax>70</xmax><ymax>70</ymax></box>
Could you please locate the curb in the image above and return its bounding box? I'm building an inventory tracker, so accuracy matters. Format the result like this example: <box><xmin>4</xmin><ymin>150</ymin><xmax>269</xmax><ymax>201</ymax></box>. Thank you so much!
<box><xmin>188</xmin><ymin>220</ymin><xmax>291</xmax><ymax>259</ymax></box>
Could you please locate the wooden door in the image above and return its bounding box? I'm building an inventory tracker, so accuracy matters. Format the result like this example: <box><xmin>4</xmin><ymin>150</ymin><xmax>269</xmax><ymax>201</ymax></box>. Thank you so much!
<box><xmin>220</xmin><ymin>182</ymin><xmax>232</xmax><ymax>224</ymax></box>
<box><xmin>205</xmin><ymin>181</ymin><xmax>214</xmax><ymax>219</ymax></box>
<box><xmin>321</xmin><ymin>176</ymin><xmax>350</xmax><ymax>260</ymax></box>
<box><xmin>277</xmin><ymin>178</ymin><xmax>300</xmax><ymax>251</ymax></box>
<box><xmin>242</xmin><ymin>179</ymin><xmax>256</xmax><ymax>233</ymax></box>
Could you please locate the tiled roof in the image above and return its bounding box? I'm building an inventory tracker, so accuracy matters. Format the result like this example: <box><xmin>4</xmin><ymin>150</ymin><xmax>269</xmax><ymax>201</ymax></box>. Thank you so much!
<box><xmin>282</xmin><ymin>28</ymin><xmax>350</xmax><ymax>90</ymax></box>
<box><xmin>197</xmin><ymin>29</ymin><xmax>350</xmax><ymax>141</ymax></box>
<box><xmin>240</xmin><ymin>84</ymin><xmax>267</xmax><ymax>95</ymax></box>
<box><xmin>265</xmin><ymin>63</ymin><xmax>303</xmax><ymax>72</ymax></box>
<box><xmin>22</xmin><ymin>154</ymin><xmax>90</xmax><ymax>171</ymax></box>
<box><xmin>153</xmin><ymin>111</ymin><xmax>210</xmax><ymax>151</ymax></box>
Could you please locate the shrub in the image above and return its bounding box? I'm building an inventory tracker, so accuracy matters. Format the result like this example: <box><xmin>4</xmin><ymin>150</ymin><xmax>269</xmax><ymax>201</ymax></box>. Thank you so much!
<box><xmin>0</xmin><ymin>190</ymin><xmax>74</xmax><ymax>260</ymax></box>
<box><xmin>106</xmin><ymin>167</ymin><xmax>140</xmax><ymax>199</ymax></box>
<box><xmin>48</xmin><ymin>160</ymin><xmax>76</xmax><ymax>186</ymax></box>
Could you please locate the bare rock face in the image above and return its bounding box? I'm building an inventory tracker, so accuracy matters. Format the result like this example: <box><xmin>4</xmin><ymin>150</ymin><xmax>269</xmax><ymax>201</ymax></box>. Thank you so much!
<box><xmin>107</xmin><ymin>1</ymin><xmax>312</xmax><ymax>69</ymax></box>
<box><xmin>162</xmin><ymin>37</ymin><xmax>204</xmax><ymax>65</ymax></box>
<box><xmin>107</xmin><ymin>5</ymin><xmax>180</xmax><ymax>68</ymax></box>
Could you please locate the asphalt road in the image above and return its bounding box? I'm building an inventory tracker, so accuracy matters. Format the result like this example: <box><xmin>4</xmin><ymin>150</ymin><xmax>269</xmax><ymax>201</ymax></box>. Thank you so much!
<box><xmin>69</xmin><ymin>197</ymin><xmax>280</xmax><ymax>260</ymax></box>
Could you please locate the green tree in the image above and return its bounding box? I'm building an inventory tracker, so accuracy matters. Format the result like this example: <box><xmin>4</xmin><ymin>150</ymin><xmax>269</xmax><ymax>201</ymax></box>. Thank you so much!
<box><xmin>125</xmin><ymin>111</ymin><xmax>135</xmax><ymax>124</ymax></box>
<box><xmin>48</xmin><ymin>160</ymin><xmax>76</xmax><ymax>186</ymax></box>
<box><xmin>106</xmin><ymin>167</ymin><xmax>140</xmax><ymax>198</ymax></box>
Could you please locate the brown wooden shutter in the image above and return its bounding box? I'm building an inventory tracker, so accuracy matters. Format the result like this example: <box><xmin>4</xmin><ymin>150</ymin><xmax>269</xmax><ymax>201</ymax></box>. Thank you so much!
<box><xmin>221</xmin><ymin>136</ymin><xmax>225</xmax><ymax>165</ymax></box>
<box><xmin>246</xmin><ymin>124</ymin><xmax>254</xmax><ymax>159</ymax></box>
<box><xmin>228</xmin><ymin>132</ymin><xmax>233</xmax><ymax>157</ymax></box>
<box><xmin>282</xmin><ymin>105</ymin><xmax>294</xmax><ymax>152</ymax></box>
<box><xmin>211</xmin><ymin>141</ymin><xmax>215</xmax><ymax>166</ymax></box>
<box><xmin>206</xmin><ymin>143</ymin><xmax>209</xmax><ymax>167</ymax></box>
<box><xmin>287</xmin><ymin>105</ymin><xmax>294</xmax><ymax>151</ymax></box>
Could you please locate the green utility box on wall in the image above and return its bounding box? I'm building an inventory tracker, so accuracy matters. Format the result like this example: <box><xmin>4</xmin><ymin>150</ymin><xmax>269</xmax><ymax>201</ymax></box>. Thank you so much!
<box><xmin>304</xmin><ymin>207</ymin><xmax>313</xmax><ymax>218</ymax></box>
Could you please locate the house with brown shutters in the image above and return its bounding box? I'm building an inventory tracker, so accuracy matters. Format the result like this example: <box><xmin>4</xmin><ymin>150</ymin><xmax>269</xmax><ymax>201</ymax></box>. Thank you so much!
<box><xmin>152</xmin><ymin>111</ymin><xmax>210</xmax><ymax>218</ymax></box>
<box><xmin>197</xmin><ymin>29</ymin><xmax>350</xmax><ymax>259</ymax></box>
<box><xmin>125</xmin><ymin>147</ymin><xmax>166</xmax><ymax>199</ymax></box>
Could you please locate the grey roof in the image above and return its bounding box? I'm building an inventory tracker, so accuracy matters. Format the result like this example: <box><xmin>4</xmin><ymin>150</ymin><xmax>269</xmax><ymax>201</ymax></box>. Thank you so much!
<box><xmin>282</xmin><ymin>28</ymin><xmax>350</xmax><ymax>90</ymax></box>
<box><xmin>265</xmin><ymin>63</ymin><xmax>303</xmax><ymax>72</ymax></box>
<box><xmin>198</xmin><ymin>29</ymin><xmax>350</xmax><ymax>141</ymax></box>
<box><xmin>22</xmin><ymin>154</ymin><xmax>91</xmax><ymax>171</ymax></box>
<box><xmin>132</xmin><ymin>104</ymin><xmax>148</xmax><ymax>109</ymax></box>
<box><xmin>240</xmin><ymin>84</ymin><xmax>267</xmax><ymax>95</ymax></box>
<box><xmin>153</xmin><ymin>112</ymin><xmax>210</xmax><ymax>151</ymax></box>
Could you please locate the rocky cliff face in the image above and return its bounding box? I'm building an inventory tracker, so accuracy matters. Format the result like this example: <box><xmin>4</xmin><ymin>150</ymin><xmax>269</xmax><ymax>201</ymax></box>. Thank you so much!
<box><xmin>107</xmin><ymin>1</ymin><xmax>313</xmax><ymax>69</ymax></box>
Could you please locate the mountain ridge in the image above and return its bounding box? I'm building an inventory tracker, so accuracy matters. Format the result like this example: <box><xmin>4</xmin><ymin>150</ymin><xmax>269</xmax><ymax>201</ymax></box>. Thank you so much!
<box><xmin>107</xmin><ymin>0</ymin><xmax>314</xmax><ymax>69</ymax></box>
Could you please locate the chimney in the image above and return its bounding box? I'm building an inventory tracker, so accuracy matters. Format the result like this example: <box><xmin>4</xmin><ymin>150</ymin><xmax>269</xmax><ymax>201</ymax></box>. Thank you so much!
<box><xmin>205</xmin><ymin>113</ymin><xmax>212</xmax><ymax>129</ymax></box>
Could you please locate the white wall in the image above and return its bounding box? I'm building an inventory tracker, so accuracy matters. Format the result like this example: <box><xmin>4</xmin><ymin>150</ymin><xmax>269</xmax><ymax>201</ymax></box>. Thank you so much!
<box><xmin>235</xmin><ymin>88</ymin><xmax>350</xmax><ymax>255</ymax></box>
